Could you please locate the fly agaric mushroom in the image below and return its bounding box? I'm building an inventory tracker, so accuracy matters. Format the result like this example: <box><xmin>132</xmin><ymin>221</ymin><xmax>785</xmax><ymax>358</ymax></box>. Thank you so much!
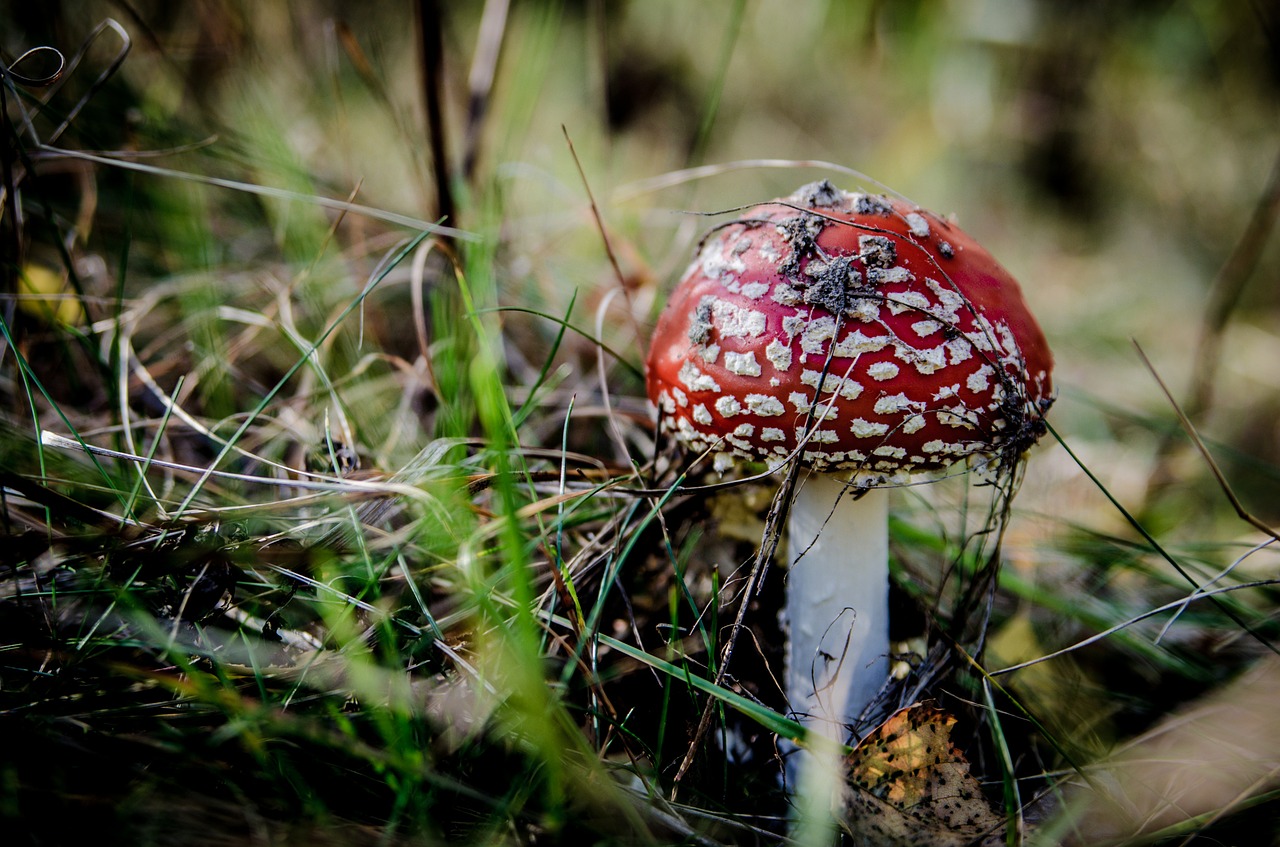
<box><xmin>646</xmin><ymin>181</ymin><xmax>1053</xmax><ymax>751</ymax></box>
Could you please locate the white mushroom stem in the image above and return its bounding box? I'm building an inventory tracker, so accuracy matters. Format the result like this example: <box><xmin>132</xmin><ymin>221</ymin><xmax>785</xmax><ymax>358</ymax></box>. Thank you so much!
<box><xmin>785</xmin><ymin>473</ymin><xmax>890</xmax><ymax>743</ymax></box>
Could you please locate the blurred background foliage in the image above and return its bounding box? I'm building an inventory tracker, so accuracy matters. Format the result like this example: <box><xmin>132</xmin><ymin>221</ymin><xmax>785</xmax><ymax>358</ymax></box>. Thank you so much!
<box><xmin>5</xmin><ymin>1</ymin><xmax>1280</xmax><ymax>845</ymax></box>
<box><xmin>9</xmin><ymin>0</ymin><xmax>1280</xmax><ymax>516</ymax></box>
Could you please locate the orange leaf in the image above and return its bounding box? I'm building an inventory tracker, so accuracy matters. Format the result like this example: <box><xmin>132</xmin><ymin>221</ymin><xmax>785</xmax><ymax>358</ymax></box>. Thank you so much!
<box><xmin>841</xmin><ymin>703</ymin><xmax>1008</xmax><ymax>847</ymax></box>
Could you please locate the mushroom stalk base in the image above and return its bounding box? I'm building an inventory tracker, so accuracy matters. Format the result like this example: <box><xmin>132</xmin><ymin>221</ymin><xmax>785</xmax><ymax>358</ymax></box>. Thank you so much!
<box><xmin>785</xmin><ymin>475</ymin><xmax>890</xmax><ymax>741</ymax></box>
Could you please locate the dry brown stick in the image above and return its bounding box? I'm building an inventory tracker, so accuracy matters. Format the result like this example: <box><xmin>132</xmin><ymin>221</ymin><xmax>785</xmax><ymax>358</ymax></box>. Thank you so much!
<box><xmin>1145</xmin><ymin>142</ymin><xmax>1280</xmax><ymax>498</ymax></box>
<box><xmin>1185</xmin><ymin>143</ymin><xmax>1280</xmax><ymax>419</ymax></box>
<box><xmin>416</xmin><ymin>0</ymin><xmax>455</xmax><ymax>233</ymax></box>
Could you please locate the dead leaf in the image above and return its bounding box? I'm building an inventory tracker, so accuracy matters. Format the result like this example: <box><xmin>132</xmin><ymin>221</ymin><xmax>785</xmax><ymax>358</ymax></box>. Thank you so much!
<box><xmin>840</xmin><ymin>702</ymin><xmax>1008</xmax><ymax>846</ymax></box>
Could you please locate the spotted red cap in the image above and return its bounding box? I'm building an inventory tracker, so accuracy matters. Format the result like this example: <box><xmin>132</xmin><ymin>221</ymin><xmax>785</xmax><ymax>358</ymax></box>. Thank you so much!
<box><xmin>646</xmin><ymin>180</ymin><xmax>1054</xmax><ymax>482</ymax></box>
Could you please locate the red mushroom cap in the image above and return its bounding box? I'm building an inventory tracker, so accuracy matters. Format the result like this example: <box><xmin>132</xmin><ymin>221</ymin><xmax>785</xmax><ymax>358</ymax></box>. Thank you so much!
<box><xmin>645</xmin><ymin>181</ymin><xmax>1054</xmax><ymax>483</ymax></box>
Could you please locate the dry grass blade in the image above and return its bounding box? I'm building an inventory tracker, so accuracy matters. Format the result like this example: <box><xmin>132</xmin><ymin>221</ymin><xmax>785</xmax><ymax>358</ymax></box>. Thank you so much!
<box><xmin>991</xmin><ymin>579</ymin><xmax>1280</xmax><ymax>676</ymax></box>
<box><xmin>32</xmin><ymin>146</ymin><xmax>473</xmax><ymax>238</ymax></box>
<box><xmin>43</xmin><ymin>19</ymin><xmax>132</xmax><ymax>146</ymax></box>
<box><xmin>1</xmin><ymin>44</ymin><xmax>66</xmax><ymax>87</ymax></box>
<box><xmin>1045</xmin><ymin>417</ymin><xmax>1280</xmax><ymax>659</ymax></box>
<box><xmin>613</xmin><ymin>158</ymin><xmax>901</xmax><ymax>203</ymax></box>
<box><xmin>463</xmin><ymin>0</ymin><xmax>510</xmax><ymax>180</ymax></box>
<box><xmin>563</xmin><ymin>126</ymin><xmax>640</xmax><ymax>344</ymax></box>
<box><xmin>1134</xmin><ymin>340</ymin><xmax>1279</xmax><ymax>542</ymax></box>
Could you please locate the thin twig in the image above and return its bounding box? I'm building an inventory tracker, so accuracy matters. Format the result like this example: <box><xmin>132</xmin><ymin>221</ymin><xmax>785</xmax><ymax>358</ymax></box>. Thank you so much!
<box><xmin>672</xmin><ymin>451</ymin><xmax>800</xmax><ymax>796</ymax></box>
<box><xmin>1047</xmin><ymin>416</ymin><xmax>1279</xmax><ymax>658</ymax></box>
<box><xmin>562</xmin><ymin>125</ymin><xmax>643</xmax><ymax>342</ymax></box>
<box><xmin>1134</xmin><ymin>340</ymin><xmax>1279</xmax><ymax>542</ymax></box>
<box><xmin>36</xmin><ymin>145</ymin><xmax>472</xmax><ymax>238</ymax></box>
<box><xmin>991</xmin><ymin>579</ymin><xmax>1280</xmax><ymax>676</ymax></box>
